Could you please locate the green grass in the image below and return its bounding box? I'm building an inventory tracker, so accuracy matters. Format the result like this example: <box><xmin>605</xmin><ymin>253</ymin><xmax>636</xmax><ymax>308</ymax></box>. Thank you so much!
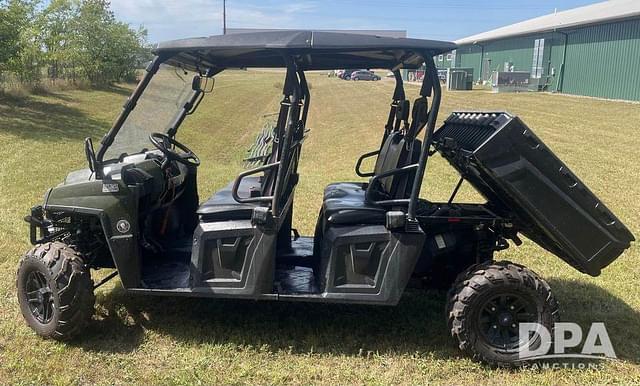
<box><xmin>0</xmin><ymin>71</ymin><xmax>639</xmax><ymax>385</ymax></box>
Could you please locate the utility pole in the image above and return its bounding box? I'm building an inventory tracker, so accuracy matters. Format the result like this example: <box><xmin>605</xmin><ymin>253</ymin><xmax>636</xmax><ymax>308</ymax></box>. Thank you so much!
<box><xmin>223</xmin><ymin>0</ymin><xmax>227</xmax><ymax>34</ymax></box>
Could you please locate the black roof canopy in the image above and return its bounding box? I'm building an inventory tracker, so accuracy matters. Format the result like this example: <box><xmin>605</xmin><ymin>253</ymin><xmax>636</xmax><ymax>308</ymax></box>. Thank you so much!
<box><xmin>154</xmin><ymin>30</ymin><xmax>457</xmax><ymax>70</ymax></box>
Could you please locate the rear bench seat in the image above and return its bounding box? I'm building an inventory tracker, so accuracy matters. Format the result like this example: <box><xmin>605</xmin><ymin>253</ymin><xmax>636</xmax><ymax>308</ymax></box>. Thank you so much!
<box><xmin>323</xmin><ymin>131</ymin><xmax>421</xmax><ymax>225</ymax></box>
<box><xmin>322</xmin><ymin>97</ymin><xmax>427</xmax><ymax>226</ymax></box>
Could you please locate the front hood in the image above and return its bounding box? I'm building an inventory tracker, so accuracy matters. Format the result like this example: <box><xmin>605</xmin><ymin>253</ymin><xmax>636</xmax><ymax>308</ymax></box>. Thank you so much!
<box><xmin>61</xmin><ymin>168</ymin><xmax>95</xmax><ymax>186</ymax></box>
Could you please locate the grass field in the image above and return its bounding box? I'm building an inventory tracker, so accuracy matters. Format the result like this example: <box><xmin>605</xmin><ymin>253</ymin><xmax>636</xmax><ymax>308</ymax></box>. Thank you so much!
<box><xmin>0</xmin><ymin>71</ymin><xmax>639</xmax><ymax>385</ymax></box>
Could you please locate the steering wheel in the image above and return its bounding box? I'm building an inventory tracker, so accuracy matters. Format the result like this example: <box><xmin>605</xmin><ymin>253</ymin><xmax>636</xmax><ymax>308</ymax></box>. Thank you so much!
<box><xmin>149</xmin><ymin>133</ymin><xmax>200</xmax><ymax>168</ymax></box>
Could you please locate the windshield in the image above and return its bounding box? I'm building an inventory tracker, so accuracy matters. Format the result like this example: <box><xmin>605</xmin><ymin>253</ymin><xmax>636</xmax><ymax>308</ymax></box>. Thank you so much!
<box><xmin>104</xmin><ymin>64</ymin><xmax>195</xmax><ymax>160</ymax></box>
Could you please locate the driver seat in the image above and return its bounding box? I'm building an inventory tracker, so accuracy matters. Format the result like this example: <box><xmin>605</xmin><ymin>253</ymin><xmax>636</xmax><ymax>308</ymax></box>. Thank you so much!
<box><xmin>196</xmin><ymin>176</ymin><xmax>265</xmax><ymax>222</ymax></box>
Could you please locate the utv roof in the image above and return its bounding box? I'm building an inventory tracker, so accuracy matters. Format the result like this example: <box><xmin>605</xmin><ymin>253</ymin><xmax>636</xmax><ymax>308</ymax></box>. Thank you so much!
<box><xmin>154</xmin><ymin>30</ymin><xmax>457</xmax><ymax>70</ymax></box>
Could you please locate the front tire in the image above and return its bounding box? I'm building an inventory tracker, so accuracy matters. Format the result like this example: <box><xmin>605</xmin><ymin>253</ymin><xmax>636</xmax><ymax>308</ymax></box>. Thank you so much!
<box><xmin>16</xmin><ymin>241</ymin><xmax>95</xmax><ymax>340</ymax></box>
<box><xmin>446</xmin><ymin>261</ymin><xmax>559</xmax><ymax>366</ymax></box>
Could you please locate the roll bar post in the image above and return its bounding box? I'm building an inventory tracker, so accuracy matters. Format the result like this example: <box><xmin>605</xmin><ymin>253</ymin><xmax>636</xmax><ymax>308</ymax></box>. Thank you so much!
<box><xmin>407</xmin><ymin>56</ymin><xmax>441</xmax><ymax>220</ymax></box>
<box><xmin>271</xmin><ymin>55</ymin><xmax>302</xmax><ymax>215</ymax></box>
<box><xmin>297</xmin><ymin>68</ymin><xmax>310</xmax><ymax>127</ymax></box>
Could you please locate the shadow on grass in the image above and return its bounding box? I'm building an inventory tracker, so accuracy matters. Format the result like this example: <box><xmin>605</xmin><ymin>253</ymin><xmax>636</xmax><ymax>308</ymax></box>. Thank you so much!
<box><xmin>74</xmin><ymin>278</ymin><xmax>640</xmax><ymax>364</ymax></box>
<box><xmin>87</xmin><ymin>83</ymin><xmax>134</xmax><ymax>97</ymax></box>
<box><xmin>0</xmin><ymin>94</ymin><xmax>111</xmax><ymax>142</ymax></box>
<box><xmin>29</xmin><ymin>88</ymin><xmax>77</xmax><ymax>102</ymax></box>
<box><xmin>78</xmin><ymin>287</ymin><xmax>455</xmax><ymax>357</ymax></box>
<box><xmin>547</xmin><ymin>278</ymin><xmax>640</xmax><ymax>363</ymax></box>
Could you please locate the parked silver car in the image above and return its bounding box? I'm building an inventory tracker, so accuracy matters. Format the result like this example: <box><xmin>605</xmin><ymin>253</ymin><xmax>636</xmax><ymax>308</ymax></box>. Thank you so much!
<box><xmin>351</xmin><ymin>70</ymin><xmax>380</xmax><ymax>81</ymax></box>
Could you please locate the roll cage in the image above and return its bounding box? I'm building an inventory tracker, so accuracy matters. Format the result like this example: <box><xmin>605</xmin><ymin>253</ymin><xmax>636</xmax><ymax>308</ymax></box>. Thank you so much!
<box><xmin>95</xmin><ymin>30</ymin><xmax>455</xmax><ymax>224</ymax></box>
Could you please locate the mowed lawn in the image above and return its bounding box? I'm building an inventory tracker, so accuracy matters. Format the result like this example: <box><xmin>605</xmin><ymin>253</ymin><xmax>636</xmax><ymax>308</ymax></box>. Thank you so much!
<box><xmin>0</xmin><ymin>71</ymin><xmax>639</xmax><ymax>385</ymax></box>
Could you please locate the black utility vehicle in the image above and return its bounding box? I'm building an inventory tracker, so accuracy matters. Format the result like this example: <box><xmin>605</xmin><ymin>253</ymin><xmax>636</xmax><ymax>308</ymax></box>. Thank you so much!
<box><xmin>17</xmin><ymin>31</ymin><xmax>634</xmax><ymax>365</ymax></box>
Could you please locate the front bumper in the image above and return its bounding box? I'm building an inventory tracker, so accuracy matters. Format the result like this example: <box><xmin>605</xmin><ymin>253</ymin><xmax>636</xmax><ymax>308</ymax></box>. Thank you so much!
<box><xmin>24</xmin><ymin>205</ymin><xmax>51</xmax><ymax>245</ymax></box>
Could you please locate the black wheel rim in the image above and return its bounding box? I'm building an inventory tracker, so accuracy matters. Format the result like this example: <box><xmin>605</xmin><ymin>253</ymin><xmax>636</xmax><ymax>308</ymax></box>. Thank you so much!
<box><xmin>25</xmin><ymin>271</ymin><xmax>54</xmax><ymax>324</ymax></box>
<box><xmin>478</xmin><ymin>292</ymin><xmax>538</xmax><ymax>351</ymax></box>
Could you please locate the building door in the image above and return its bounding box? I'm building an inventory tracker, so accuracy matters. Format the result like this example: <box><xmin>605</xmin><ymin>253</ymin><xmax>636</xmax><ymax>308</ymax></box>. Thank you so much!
<box><xmin>483</xmin><ymin>57</ymin><xmax>492</xmax><ymax>81</ymax></box>
<box><xmin>531</xmin><ymin>38</ymin><xmax>545</xmax><ymax>79</ymax></box>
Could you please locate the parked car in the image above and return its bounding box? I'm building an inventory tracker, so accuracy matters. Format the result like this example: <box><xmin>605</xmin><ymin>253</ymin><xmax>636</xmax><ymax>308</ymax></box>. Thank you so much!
<box><xmin>351</xmin><ymin>70</ymin><xmax>380</xmax><ymax>81</ymax></box>
<box><xmin>340</xmin><ymin>69</ymin><xmax>358</xmax><ymax>80</ymax></box>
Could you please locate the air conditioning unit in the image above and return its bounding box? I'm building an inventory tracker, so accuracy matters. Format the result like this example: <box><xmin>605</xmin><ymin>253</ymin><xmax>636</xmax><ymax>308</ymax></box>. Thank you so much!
<box><xmin>491</xmin><ymin>71</ymin><xmax>530</xmax><ymax>93</ymax></box>
<box><xmin>446</xmin><ymin>68</ymin><xmax>474</xmax><ymax>90</ymax></box>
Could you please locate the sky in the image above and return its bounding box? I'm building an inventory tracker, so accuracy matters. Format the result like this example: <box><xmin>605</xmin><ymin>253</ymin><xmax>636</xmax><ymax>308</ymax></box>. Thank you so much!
<box><xmin>108</xmin><ymin>0</ymin><xmax>603</xmax><ymax>43</ymax></box>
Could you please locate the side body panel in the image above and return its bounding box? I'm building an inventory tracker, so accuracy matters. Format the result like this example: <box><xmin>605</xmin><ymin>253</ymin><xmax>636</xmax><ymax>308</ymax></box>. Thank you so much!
<box><xmin>318</xmin><ymin>225</ymin><xmax>425</xmax><ymax>305</ymax></box>
<box><xmin>190</xmin><ymin>220</ymin><xmax>277</xmax><ymax>295</ymax></box>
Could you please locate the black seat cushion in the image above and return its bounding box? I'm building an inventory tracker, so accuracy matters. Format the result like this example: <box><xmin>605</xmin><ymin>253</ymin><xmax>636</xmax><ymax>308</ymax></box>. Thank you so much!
<box><xmin>197</xmin><ymin>176</ymin><xmax>263</xmax><ymax>222</ymax></box>
<box><xmin>323</xmin><ymin>182</ymin><xmax>386</xmax><ymax>225</ymax></box>
<box><xmin>324</xmin><ymin>181</ymin><xmax>366</xmax><ymax>196</ymax></box>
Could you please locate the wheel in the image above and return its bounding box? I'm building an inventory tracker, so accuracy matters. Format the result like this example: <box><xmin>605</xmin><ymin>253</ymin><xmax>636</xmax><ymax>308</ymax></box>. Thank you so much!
<box><xmin>16</xmin><ymin>241</ymin><xmax>95</xmax><ymax>340</ymax></box>
<box><xmin>446</xmin><ymin>260</ymin><xmax>559</xmax><ymax>366</ymax></box>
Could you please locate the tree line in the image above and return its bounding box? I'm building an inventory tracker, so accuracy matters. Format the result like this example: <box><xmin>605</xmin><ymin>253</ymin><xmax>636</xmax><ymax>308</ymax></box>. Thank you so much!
<box><xmin>0</xmin><ymin>0</ymin><xmax>151</xmax><ymax>87</ymax></box>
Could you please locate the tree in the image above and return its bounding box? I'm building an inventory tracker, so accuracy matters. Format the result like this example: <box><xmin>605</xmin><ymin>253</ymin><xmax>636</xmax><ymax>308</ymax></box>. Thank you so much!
<box><xmin>0</xmin><ymin>1</ymin><xmax>23</xmax><ymax>70</ymax></box>
<box><xmin>36</xmin><ymin>0</ymin><xmax>78</xmax><ymax>80</ymax></box>
<box><xmin>70</xmin><ymin>0</ymin><xmax>148</xmax><ymax>85</ymax></box>
<box><xmin>0</xmin><ymin>0</ymin><xmax>40</xmax><ymax>77</ymax></box>
<box><xmin>0</xmin><ymin>7</ymin><xmax>20</xmax><ymax>70</ymax></box>
<box><xmin>1</xmin><ymin>0</ymin><xmax>150</xmax><ymax>87</ymax></box>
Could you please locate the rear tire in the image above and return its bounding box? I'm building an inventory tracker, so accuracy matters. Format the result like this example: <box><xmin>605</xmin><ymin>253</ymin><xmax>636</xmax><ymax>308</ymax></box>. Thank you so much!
<box><xmin>16</xmin><ymin>241</ymin><xmax>95</xmax><ymax>340</ymax></box>
<box><xmin>446</xmin><ymin>260</ymin><xmax>559</xmax><ymax>366</ymax></box>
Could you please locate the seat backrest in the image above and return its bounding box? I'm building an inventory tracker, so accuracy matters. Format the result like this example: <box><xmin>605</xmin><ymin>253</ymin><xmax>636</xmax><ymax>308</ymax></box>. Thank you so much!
<box><xmin>393</xmin><ymin>137</ymin><xmax>421</xmax><ymax>199</ymax></box>
<box><xmin>373</xmin><ymin>99</ymin><xmax>410</xmax><ymax>175</ymax></box>
<box><xmin>370</xmin><ymin>132</ymin><xmax>421</xmax><ymax>200</ymax></box>
<box><xmin>407</xmin><ymin>97</ymin><xmax>428</xmax><ymax>139</ymax></box>
<box><xmin>369</xmin><ymin>97</ymin><xmax>428</xmax><ymax>201</ymax></box>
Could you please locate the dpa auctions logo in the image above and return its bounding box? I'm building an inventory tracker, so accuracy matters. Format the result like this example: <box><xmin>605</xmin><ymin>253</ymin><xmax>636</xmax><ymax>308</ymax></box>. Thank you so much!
<box><xmin>519</xmin><ymin>322</ymin><xmax>617</xmax><ymax>363</ymax></box>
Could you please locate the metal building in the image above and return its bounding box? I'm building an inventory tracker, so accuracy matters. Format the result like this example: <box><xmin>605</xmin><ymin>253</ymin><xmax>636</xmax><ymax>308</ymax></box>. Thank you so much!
<box><xmin>452</xmin><ymin>0</ymin><xmax>640</xmax><ymax>101</ymax></box>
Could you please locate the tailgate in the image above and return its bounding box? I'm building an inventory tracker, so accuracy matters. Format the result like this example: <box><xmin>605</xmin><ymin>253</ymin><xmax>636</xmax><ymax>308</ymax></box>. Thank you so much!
<box><xmin>433</xmin><ymin>112</ymin><xmax>635</xmax><ymax>276</ymax></box>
